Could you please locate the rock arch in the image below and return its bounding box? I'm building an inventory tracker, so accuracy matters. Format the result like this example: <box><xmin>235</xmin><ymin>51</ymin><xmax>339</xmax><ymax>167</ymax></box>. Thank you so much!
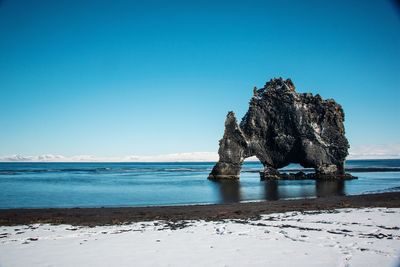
<box><xmin>208</xmin><ymin>78</ymin><xmax>352</xmax><ymax>180</ymax></box>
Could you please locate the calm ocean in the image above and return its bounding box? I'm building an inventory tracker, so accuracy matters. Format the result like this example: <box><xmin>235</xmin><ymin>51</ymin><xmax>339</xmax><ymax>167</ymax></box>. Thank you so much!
<box><xmin>1</xmin><ymin>160</ymin><xmax>400</xmax><ymax>208</ymax></box>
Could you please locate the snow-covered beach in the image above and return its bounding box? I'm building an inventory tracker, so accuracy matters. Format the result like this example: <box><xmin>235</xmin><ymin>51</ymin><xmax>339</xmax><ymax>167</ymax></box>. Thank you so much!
<box><xmin>1</xmin><ymin>207</ymin><xmax>399</xmax><ymax>267</ymax></box>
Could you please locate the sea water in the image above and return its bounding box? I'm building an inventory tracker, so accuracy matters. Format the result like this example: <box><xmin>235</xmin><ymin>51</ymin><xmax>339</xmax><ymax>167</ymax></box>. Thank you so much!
<box><xmin>0</xmin><ymin>160</ymin><xmax>400</xmax><ymax>208</ymax></box>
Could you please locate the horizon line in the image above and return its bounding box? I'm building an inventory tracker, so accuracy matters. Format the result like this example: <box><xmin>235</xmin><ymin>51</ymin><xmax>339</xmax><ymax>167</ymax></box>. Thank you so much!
<box><xmin>1</xmin><ymin>145</ymin><xmax>400</xmax><ymax>162</ymax></box>
<box><xmin>0</xmin><ymin>159</ymin><xmax>399</xmax><ymax>163</ymax></box>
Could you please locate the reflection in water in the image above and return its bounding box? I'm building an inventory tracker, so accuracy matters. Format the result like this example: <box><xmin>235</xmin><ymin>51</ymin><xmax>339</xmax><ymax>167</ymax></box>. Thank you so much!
<box><xmin>213</xmin><ymin>181</ymin><xmax>241</xmax><ymax>203</ymax></box>
<box><xmin>316</xmin><ymin>180</ymin><xmax>345</xmax><ymax>197</ymax></box>
<box><xmin>264</xmin><ymin>180</ymin><xmax>279</xmax><ymax>200</ymax></box>
<box><xmin>212</xmin><ymin>178</ymin><xmax>347</xmax><ymax>203</ymax></box>
<box><xmin>263</xmin><ymin>180</ymin><xmax>346</xmax><ymax>201</ymax></box>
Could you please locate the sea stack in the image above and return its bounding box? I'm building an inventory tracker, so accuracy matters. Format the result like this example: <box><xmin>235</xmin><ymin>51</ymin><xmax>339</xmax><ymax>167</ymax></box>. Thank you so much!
<box><xmin>209</xmin><ymin>78</ymin><xmax>354</xmax><ymax>180</ymax></box>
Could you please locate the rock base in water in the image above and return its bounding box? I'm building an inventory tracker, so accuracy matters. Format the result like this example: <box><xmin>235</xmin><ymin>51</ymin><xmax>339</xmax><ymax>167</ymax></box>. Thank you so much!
<box><xmin>259</xmin><ymin>170</ymin><xmax>357</xmax><ymax>181</ymax></box>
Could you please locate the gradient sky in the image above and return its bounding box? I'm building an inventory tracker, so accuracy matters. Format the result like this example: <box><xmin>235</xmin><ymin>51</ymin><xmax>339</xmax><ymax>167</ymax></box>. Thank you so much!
<box><xmin>0</xmin><ymin>0</ymin><xmax>399</xmax><ymax>158</ymax></box>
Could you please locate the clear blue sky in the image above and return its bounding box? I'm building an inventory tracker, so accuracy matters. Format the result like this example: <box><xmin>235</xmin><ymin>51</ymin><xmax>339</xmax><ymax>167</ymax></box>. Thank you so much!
<box><xmin>0</xmin><ymin>0</ymin><xmax>399</xmax><ymax>157</ymax></box>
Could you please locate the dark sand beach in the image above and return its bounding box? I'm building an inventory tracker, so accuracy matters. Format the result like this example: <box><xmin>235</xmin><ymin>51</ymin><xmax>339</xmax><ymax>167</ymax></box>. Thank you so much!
<box><xmin>1</xmin><ymin>191</ymin><xmax>399</xmax><ymax>226</ymax></box>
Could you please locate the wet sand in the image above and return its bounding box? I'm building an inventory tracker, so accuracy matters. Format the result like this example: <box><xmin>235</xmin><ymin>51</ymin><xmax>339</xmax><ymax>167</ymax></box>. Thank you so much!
<box><xmin>0</xmin><ymin>192</ymin><xmax>399</xmax><ymax>226</ymax></box>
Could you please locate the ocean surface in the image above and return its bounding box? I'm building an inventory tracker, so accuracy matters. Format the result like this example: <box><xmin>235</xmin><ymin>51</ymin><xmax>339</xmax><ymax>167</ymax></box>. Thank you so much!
<box><xmin>1</xmin><ymin>160</ymin><xmax>400</xmax><ymax>209</ymax></box>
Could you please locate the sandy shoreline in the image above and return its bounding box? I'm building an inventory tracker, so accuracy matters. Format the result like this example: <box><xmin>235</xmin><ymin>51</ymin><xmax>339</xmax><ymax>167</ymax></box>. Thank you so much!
<box><xmin>1</xmin><ymin>192</ymin><xmax>400</xmax><ymax>226</ymax></box>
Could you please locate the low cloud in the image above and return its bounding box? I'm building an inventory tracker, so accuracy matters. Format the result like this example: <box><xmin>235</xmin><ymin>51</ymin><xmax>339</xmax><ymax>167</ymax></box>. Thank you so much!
<box><xmin>123</xmin><ymin>152</ymin><xmax>219</xmax><ymax>162</ymax></box>
<box><xmin>1</xmin><ymin>144</ymin><xmax>399</xmax><ymax>162</ymax></box>
<box><xmin>348</xmin><ymin>144</ymin><xmax>400</xmax><ymax>159</ymax></box>
<box><xmin>0</xmin><ymin>152</ymin><xmax>219</xmax><ymax>162</ymax></box>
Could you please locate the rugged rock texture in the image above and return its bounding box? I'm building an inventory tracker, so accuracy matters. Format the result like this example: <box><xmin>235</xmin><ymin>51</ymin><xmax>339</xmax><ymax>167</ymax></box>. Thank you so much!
<box><xmin>208</xmin><ymin>78</ymin><xmax>354</xmax><ymax>180</ymax></box>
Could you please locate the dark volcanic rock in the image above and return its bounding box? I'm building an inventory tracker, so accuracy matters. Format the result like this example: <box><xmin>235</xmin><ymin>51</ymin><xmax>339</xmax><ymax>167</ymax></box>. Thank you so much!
<box><xmin>209</xmin><ymin>78</ymin><xmax>355</xmax><ymax>180</ymax></box>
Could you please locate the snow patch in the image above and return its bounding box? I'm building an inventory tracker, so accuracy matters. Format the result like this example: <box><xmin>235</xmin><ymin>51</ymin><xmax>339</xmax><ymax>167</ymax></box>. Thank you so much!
<box><xmin>0</xmin><ymin>208</ymin><xmax>399</xmax><ymax>267</ymax></box>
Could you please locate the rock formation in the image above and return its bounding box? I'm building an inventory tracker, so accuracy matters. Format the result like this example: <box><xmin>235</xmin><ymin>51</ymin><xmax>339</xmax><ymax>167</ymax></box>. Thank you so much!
<box><xmin>208</xmin><ymin>78</ymin><xmax>354</xmax><ymax>180</ymax></box>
